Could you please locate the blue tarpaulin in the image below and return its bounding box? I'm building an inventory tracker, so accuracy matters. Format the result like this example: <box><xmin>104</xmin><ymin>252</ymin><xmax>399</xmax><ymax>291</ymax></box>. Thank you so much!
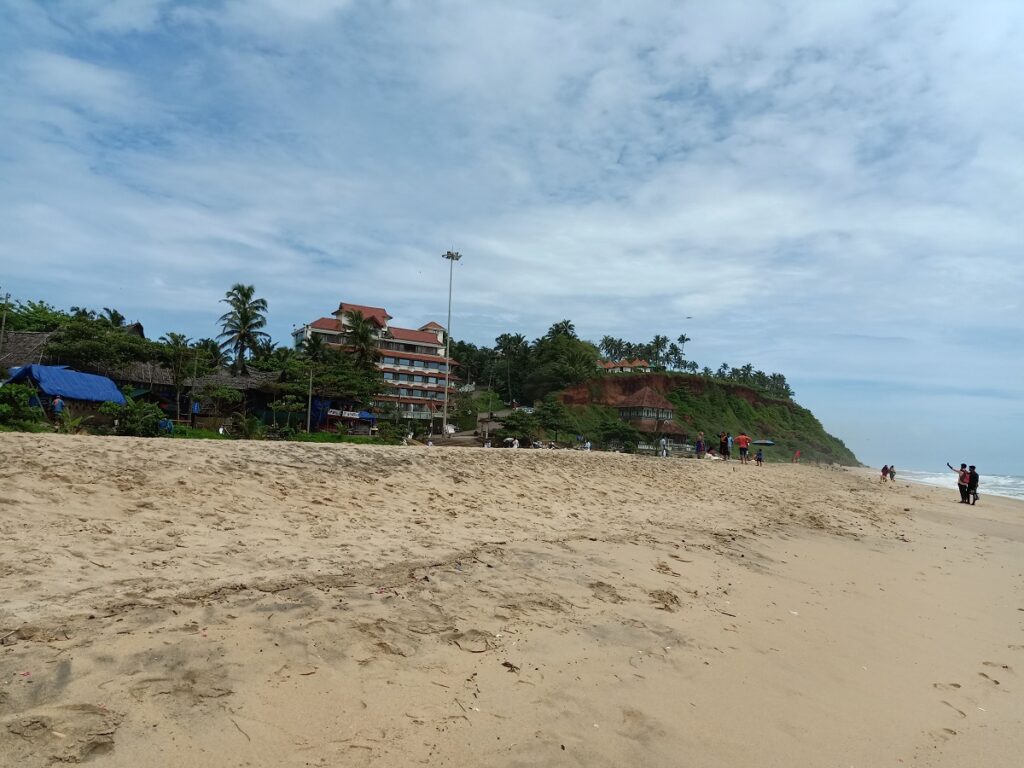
<box><xmin>6</xmin><ymin>365</ymin><xmax>126</xmax><ymax>405</ymax></box>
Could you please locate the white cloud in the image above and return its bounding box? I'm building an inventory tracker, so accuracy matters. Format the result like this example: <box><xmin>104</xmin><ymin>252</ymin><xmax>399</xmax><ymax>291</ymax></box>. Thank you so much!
<box><xmin>1</xmin><ymin>0</ymin><xmax>1022</xmax><ymax>470</ymax></box>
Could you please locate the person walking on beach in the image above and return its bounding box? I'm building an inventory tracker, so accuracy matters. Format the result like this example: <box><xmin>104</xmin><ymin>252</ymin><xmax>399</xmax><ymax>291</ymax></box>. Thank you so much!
<box><xmin>755</xmin><ymin>448</ymin><xmax>764</xmax><ymax>466</ymax></box>
<box><xmin>735</xmin><ymin>431</ymin><xmax>751</xmax><ymax>464</ymax></box>
<box><xmin>947</xmin><ymin>462</ymin><xmax>970</xmax><ymax>503</ymax></box>
<box><xmin>792</xmin><ymin>449</ymin><xmax>801</xmax><ymax>463</ymax></box>
<box><xmin>658</xmin><ymin>436</ymin><xmax>668</xmax><ymax>458</ymax></box>
<box><xmin>719</xmin><ymin>432</ymin><xmax>729</xmax><ymax>460</ymax></box>
<box><xmin>968</xmin><ymin>465</ymin><xmax>980</xmax><ymax>505</ymax></box>
<box><xmin>881</xmin><ymin>465</ymin><xmax>889</xmax><ymax>483</ymax></box>
<box><xmin>888</xmin><ymin>465</ymin><xmax>896</xmax><ymax>482</ymax></box>
<box><xmin>695</xmin><ymin>432</ymin><xmax>706</xmax><ymax>459</ymax></box>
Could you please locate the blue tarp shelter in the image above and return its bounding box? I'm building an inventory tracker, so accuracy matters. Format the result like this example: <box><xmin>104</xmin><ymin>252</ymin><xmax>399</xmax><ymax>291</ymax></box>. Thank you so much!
<box><xmin>6</xmin><ymin>365</ymin><xmax>126</xmax><ymax>405</ymax></box>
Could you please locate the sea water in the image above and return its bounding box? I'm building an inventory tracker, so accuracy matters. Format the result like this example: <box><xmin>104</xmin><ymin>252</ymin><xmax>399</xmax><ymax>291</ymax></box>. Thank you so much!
<box><xmin>901</xmin><ymin>469</ymin><xmax>1024</xmax><ymax>501</ymax></box>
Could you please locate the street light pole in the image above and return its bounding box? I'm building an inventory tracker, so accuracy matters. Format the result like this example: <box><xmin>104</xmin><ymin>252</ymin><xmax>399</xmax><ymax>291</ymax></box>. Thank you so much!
<box><xmin>441</xmin><ymin>250</ymin><xmax>462</xmax><ymax>439</ymax></box>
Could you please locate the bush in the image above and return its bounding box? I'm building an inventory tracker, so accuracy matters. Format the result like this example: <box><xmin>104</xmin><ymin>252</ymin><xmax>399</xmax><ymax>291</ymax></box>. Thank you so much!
<box><xmin>0</xmin><ymin>383</ymin><xmax>42</xmax><ymax>425</ymax></box>
<box><xmin>99</xmin><ymin>395</ymin><xmax>165</xmax><ymax>437</ymax></box>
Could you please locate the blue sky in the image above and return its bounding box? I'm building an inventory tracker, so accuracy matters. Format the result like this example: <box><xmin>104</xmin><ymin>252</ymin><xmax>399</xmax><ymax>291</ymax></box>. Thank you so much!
<box><xmin>1</xmin><ymin>1</ymin><xmax>1022</xmax><ymax>474</ymax></box>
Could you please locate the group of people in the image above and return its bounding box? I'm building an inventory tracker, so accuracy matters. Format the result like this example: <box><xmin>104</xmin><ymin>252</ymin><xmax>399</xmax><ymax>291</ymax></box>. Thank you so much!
<box><xmin>947</xmin><ymin>462</ymin><xmax>980</xmax><ymax>505</ymax></box>
<box><xmin>692</xmin><ymin>430</ymin><xmax>763</xmax><ymax>465</ymax></box>
<box><xmin>880</xmin><ymin>464</ymin><xmax>896</xmax><ymax>482</ymax></box>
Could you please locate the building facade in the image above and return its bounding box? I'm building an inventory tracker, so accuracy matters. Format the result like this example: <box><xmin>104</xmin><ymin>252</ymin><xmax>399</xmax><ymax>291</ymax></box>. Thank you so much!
<box><xmin>293</xmin><ymin>302</ymin><xmax>458</xmax><ymax>422</ymax></box>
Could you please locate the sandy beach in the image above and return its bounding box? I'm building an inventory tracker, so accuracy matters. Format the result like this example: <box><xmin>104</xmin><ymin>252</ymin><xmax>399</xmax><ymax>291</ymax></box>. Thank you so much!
<box><xmin>1</xmin><ymin>434</ymin><xmax>1021</xmax><ymax>767</ymax></box>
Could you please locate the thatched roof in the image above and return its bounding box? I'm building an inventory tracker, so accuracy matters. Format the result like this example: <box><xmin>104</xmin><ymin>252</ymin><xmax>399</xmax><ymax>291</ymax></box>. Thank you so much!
<box><xmin>114</xmin><ymin>362</ymin><xmax>284</xmax><ymax>391</ymax></box>
<box><xmin>1</xmin><ymin>331</ymin><xmax>54</xmax><ymax>371</ymax></box>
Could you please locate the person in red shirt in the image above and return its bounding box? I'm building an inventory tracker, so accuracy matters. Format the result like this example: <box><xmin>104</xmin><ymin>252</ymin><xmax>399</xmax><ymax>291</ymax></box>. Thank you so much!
<box><xmin>735</xmin><ymin>431</ymin><xmax>752</xmax><ymax>464</ymax></box>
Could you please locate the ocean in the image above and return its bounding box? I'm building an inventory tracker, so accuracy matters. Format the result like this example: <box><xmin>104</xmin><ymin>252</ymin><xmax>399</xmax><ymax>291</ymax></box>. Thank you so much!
<box><xmin>900</xmin><ymin>469</ymin><xmax>1024</xmax><ymax>501</ymax></box>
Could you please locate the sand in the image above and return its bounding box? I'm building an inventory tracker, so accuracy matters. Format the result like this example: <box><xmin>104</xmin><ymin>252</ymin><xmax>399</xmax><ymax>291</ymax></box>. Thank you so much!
<box><xmin>1</xmin><ymin>434</ymin><xmax>1022</xmax><ymax>767</ymax></box>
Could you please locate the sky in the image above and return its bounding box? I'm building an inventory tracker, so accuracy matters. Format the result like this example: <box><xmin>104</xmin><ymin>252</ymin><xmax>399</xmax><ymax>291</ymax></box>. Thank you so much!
<box><xmin>1</xmin><ymin>1</ymin><xmax>1022</xmax><ymax>474</ymax></box>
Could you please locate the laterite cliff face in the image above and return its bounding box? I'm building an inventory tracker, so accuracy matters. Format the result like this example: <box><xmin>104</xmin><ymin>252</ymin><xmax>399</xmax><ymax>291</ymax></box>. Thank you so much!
<box><xmin>561</xmin><ymin>373</ymin><xmax>767</xmax><ymax>408</ymax></box>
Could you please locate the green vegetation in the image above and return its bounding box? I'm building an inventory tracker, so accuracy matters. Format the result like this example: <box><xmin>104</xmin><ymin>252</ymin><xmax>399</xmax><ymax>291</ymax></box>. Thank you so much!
<box><xmin>665</xmin><ymin>377</ymin><xmax>855</xmax><ymax>463</ymax></box>
<box><xmin>99</xmin><ymin>393</ymin><xmax>165</xmax><ymax>437</ymax></box>
<box><xmin>0</xmin><ymin>383</ymin><xmax>43</xmax><ymax>426</ymax></box>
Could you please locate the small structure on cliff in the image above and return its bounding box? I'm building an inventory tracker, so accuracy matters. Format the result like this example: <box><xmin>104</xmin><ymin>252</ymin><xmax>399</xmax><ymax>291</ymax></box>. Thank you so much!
<box><xmin>598</xmin><ymin>358</ymin><xmax>652</xmax><ymax>373</ymax></box>
<box><xmin>617</xmin><ymin>386</ymin><xmax>684</xmax><ymax>437</ymax></box>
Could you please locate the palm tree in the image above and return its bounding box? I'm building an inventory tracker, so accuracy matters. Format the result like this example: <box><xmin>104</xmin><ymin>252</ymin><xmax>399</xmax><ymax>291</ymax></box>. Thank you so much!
<box><xmin>300</xmin><ymin>334</ymin><xmax>327</xmax><ymax>363</ymax></box>
<box><xmin>217</xmin><ymin>284</ymin><xmax>269</xmax><ymax>374</ymax></box>
<box><xmin>546</xmin><ymin>319</ymin><xmax>577</xmax><ymax>340</ymax></box>
<box><xmin>194</xmin><ymin>338</ymin><xmax>228</xmax><ymax>369</ymax></box>
<box><xmin>666</xmin><ymin>342</ymin><xmax>682</xmax><ymax>370</ymax></box>
<box><xmin>159</xmin><ymin>332</ymin><xmax>192</xmax><ymax>420</ymax></box>
<box><xmin>252</xmin><ymin>337</ymin><xmax>278</xmax><ymax>361</ymax></box>
<box><xmin>101</xmin><ymin>308</ymin><xmax>126</xmax><ymax>327</ymax></box>
<box><xmin>676</xmin><ymin>334</ymin><xmax>691</xmax><ymax>355</ymax></box>
<box><xmin>650</xmin><ymin>334</ymin><xmax>670</xmax><ymax>369</ymax></box>
<box><xmin>344</xmin><ymin>310</ymin><xmax>377</xmax><ymax>372</ymax></box>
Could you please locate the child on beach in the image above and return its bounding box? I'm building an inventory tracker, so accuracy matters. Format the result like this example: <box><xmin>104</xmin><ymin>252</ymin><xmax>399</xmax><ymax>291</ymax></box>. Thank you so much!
<box><xmin>755</xmin><ymin>449</ymin><xmax>764</xmax><ymax>466</ymax></box>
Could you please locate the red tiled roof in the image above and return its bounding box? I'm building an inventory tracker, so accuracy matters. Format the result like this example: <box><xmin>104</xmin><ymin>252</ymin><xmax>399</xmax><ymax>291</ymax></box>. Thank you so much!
<box><xmin>336</xmin><ymin>302</ymin><xmax>391</xmax><ymax>327</ymax></box>
<box><xmin>309</xmin><ymin>317</ymin><xmax>343</xmax><ymax>332</ymax></box>
<box><xmin>619</xmin><ymin>386</ymin><xmax>674</xmax><ymax>410</ymax></box>
<box><xmin>419</xmin><ymin>321</ymin><xmax>446</xmax><ymax>331</ymax></box>
<box><xmin>389</xmin><ymin>326</ymin><xmax>444</xmax><ymax>345</ymax></box>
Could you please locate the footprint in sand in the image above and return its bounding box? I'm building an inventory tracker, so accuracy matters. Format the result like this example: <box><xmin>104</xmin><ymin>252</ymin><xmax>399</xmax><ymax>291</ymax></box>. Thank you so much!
<box><xmin>978</xmin><ymin>672</ymin><xmax>1000</xmax><ymax>685</ymax></box>
<box><xmin>932</xmin><ymin>683</ymin><xmax>961</xmax><ymax>690</ymax></box>
<box><xmin>590</xmin><ymin>582</ymin><xmax>624</xmax><ymax>603</ymax></box>
<box><xmin>929</xmin><ymin>728</ymin><xmax>958</xmax><ymax>743</ymax></box>
<box><xmin>941</xmin><ymin>700</ymin><xmax>967</xmax><ymax>718</ymax></box>
<box><xmin>982</xmin><ymin>661</ymin><xmax>1013</xmax><ymax>671</ymax></box>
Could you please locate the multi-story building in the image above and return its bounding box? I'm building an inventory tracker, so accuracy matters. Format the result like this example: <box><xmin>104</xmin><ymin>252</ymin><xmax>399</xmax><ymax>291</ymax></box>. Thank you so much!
<box><xmin>293</xmin><ymin>302</ymin><xmax>458</xmax><ymax>422</ymax></box>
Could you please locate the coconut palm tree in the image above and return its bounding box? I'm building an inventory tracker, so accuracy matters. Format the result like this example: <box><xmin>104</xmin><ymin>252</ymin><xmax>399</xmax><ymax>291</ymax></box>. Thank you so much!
<box><xmin>300</xmin><ymin>334</ymin><xmax>327</xmax><ymax>363</ymax></box>
<box><xmin>102</xmin><ymin>308</ymin><xmax>126</xmax><ymax>327</ymax></box>
<box><xmin>546</xmin><ymin>319</ymin><xmax>577</xmax><ymax>340</ymax></box>
<box><xmin>344</xmin><ymin>310</ymin><xmax>377</xmax><ymax>372</ymax></box>
<box><xmin>676</xmin><ymin>333</ymin><xmax>691</xmax><ymax>355</ymax></box>
<box><xmin>194</xmin><ymin>338</ymin><xmax>228</xmax><ymax>369</ymax></box>
<box><xmin>217</xmin><ymin>284</ymin><xmax>269</xmax><ymax>373</ymax></box>
<box><xmin>159</xmin><ymin>332</ymin><xmax>192</xmax><ymax>419</ymax></box>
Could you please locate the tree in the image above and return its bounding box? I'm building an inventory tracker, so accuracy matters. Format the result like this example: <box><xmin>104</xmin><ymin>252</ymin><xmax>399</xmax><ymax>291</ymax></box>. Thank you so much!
<box><xmin>157</xmin><ymin>331</ymin><xmax>207</xmax><ymax>421</ymax></box>
<box><xmin>102</xmin><ymin>308</ymin><xmax>126</xmax><ymax>327</ymax></box>
<box><xmin>217</xmin><ymin>284</ymin><xmax>269</xmax><ymax>374</ymax></box>
<box><xmin>251</xmin><ymin>337</ymin><xmax>278</xmax><ymax>362</ymax></box>
<box><xmin>344</xmin><ymin>309</ymin><xmax>378</xmax><ymax>373</ymax></box>
<box><xmin>194</xmin><ymin>338</ymin><xmax>228</xmax><ymax>369</ymax></box>
<box><xmin>300</xmin><ymin>334</ymin><xmax>327</xmax><ymax>363</ymax></box>
<box><xmin>535</xmin><ymin>393</ymin><xmax>574</xmax><ymax>442</ymax></box>
<box><xmin>545</xmin><ymin>320</ymin><xmax>577</xmax><ymax>340</ymax></box>
<box><xmin>676</xmin><ymin>334</ymin><xmax>691</xmax><ymax>354</ymax></box>
<box><xmin>6</xmin><ymin>300</ymin><xmax>68</xmax><ymax>332</ymax></box>
<box><xmin>649</xmin><ymin>334</ymin><xmax>670</xmax><ymax>369</ymax></box>
<box><xmin>46</xmin><ymin>316</ymin><xmax>158</xmax><ymax>373</ymax></box>
<box><xmin>666</xmin><ymin>342</ymin><xmax>682</xmax><ymax>370</ymax></box>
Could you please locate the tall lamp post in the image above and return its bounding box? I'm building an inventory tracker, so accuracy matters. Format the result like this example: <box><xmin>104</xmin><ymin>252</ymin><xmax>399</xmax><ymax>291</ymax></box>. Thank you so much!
<box><xmin>441</xmin><ymin>250</ymin><xmax>462</xmax><ymax>438</ymax></box>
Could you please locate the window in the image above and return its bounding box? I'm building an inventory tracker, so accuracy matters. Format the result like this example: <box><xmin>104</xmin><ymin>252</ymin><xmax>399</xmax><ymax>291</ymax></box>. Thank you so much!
<box><xmin>383</xmin><ymin>372</ymin><xmax>394</xmax><ymax>380</ymax></box>
<box><xmin>413</xmin><ymin>360</ymin><xmax>425</xmax><ymax>368</ymax></box>
<box><xmin>399</xmin><ymin>358</ymin><xmax>411</xmax><ymax>366</ymax></box>
<box><xmin>383</xmin><ymin>356</ymin><xmax>396</xmax><ymax>365</ymax></box>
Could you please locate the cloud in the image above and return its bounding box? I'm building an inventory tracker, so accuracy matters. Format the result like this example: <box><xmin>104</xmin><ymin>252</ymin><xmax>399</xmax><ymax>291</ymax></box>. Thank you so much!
<box><xmin>1</xmin><ymin>0</ymin><xmax>1022</xmax><ymax>470</ymax></box>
